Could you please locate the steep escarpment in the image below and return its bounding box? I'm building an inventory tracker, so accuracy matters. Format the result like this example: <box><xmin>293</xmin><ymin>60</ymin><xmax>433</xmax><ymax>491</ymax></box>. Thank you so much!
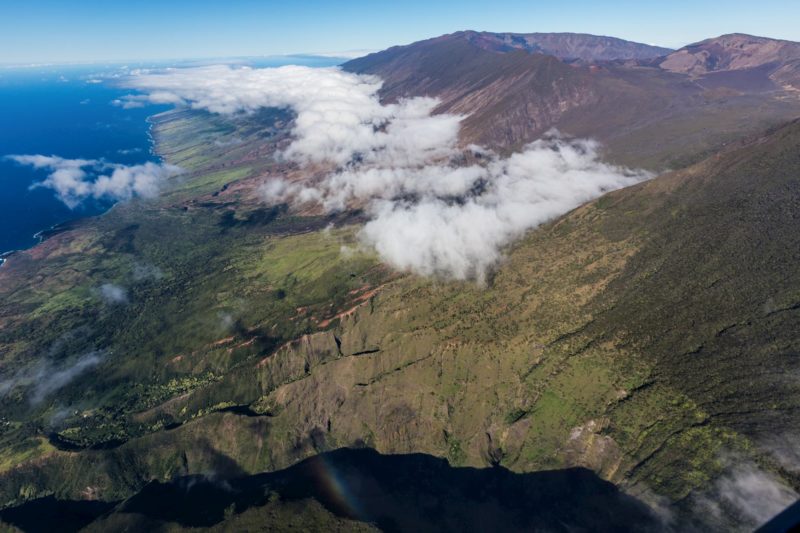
<box><xmin>589</xmin><ymin>119</ymin><xmax>800</xmax><ymax>437</ymax></box>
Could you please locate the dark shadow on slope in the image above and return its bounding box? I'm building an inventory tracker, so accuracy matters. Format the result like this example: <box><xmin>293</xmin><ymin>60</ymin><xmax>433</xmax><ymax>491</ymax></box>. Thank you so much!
<box><xmin>110</xmin><ymin>447</ymin><xmax>661</xmax><ymax>531</ymax></box>
<box><xmin>0</xmin><ymin>495</ymin><xmax>117</xmax><ymax>533</ymax></box>
<box><xmin>755</xmin><ymin>499</ymin><xmax>800</xmax><ymax>533</ymax></box>
<box><xmin>217</xmin><ymin>205</ymin><xmax>285</xmax><ymax>230</ymax></box>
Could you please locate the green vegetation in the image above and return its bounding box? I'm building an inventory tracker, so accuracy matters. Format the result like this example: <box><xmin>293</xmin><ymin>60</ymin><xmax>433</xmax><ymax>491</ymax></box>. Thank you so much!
<box><xmin>0</xmin><ymin>108</ymin><xmax>798</xmax><ymax>532</ymax></box>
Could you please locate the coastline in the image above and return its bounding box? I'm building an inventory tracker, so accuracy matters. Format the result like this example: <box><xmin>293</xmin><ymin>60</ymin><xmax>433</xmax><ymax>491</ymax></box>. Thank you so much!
<box><xmin>0</xmin><ymin>110</ymin><xmax>166</xmax><ymax>268</ymax></box>
<box><xmin>0</xmin><ymin>249</ymin><xmax>16</xmax><ymax>267</ymax></box>
<box><xmin>0</xmin><ymin>218</ymin><xmax>85</xmax><ymax>268</ymax></box>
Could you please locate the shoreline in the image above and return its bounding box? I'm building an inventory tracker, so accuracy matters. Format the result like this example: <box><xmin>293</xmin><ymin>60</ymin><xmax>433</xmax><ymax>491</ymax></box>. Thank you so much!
<box><xmin>0</xmin><ymin>217</ymin><xmax>83</xmax><ymax>268</ymax></box>
<box><xmin>0</xmin><ymin>110</ymin><xmax>167</xmax><ymax>268</ymax></box>
<box><xmin>0</xmin><ymin>249</ymin><xmax>17</xmax><ymax>267</ymax></box>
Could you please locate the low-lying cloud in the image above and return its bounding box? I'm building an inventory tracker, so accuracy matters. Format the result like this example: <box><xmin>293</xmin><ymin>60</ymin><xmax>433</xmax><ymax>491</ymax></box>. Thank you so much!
<box><xmin>132</xmin><ymin>262</ymin><xmax>164</xmax><ymax>281</ymax></box>
<box><xmin>124</xmin><ymin>65</ymin><xmax>461</xmax><ymax>167</ymax></box>
<box><xmin>0</xmin><ymin>351</ymin><xmax>105</xmax><ymax>405</ymax></box>
<box><xmin>126</xmin><ymin>65</ymin><xmax>651</xmax><ymax>280</ymax></box>
<box><xmin>759</xmin><ymin>433</ymin><xmax>800</xmax><ymax>474</ymax></box>
<box><xmin>692</xmin><ymin>461</ymin><xmax>798</xmax><ymax>530</ymax></box>
<box><xmin>359</xmin><ymin>139</ymin><xmax>644</xmax><ymax>280</ymax></box>
<box><xmin>7</xmin><ymin>154</ymin><xmax>182</xmax><ymax>208</ymax></box>
<box><xmin>98</xmin><ymin>283</ymin><xmax>128</xmax><ymax>304</ymax></box>
<box><xmin>266</xmin><ymin>134</ymin><xmax>649</xmax><ymax>281</ymax></box>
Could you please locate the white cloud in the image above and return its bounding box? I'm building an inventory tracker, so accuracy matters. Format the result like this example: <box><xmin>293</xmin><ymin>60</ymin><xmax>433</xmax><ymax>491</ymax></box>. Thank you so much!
<box><xmin>93</xmin><ymin>162</ymin><xmax>172</xmax><ymax>200</ymax></box>
<box><xmin>123</xmin><ymin>65</ymin><xmax>462</xmax><ymax>166</ymax></box>
<box><xmin>759</xmin><ymin>433</ymin><xmax>800</xmax><ymax>473</ymax></box>
<box><xmin>98</xmin><ymin>283</ymin><xmax>128</xmax><ymax>304</ymax></box>
<box><xmin>693</xmin><ymin>462</ymin><xmax>798</xmax><ymax>530</ymax></box>
<box><xmin>312</xmin><ymin>49</ymin><xmax>376</xmax><ymax>59</ymax></box>
<box><xmin>9</xmin><ymin>154</ymin><xmax>95</xmax><ymax>170</ymax></box>
<box><xmin>7</xmin><ymin>155</ymin><xmax>182</xmax><ymax>208</ymax></box>
<box><xmin>213</xmin><ymin>137</ymin><xmax>243</xmax><ymax>148</ymax></box>
<box><xmin>126</xmin><ymin>65</ymin><xmax>651</xmax><ymax>280</ymax></box>
<box><xmin>268</xmin><ymin>136</ymin><xmax>648</xmax><ymax>281</ymax></box>
<box><xmin>0</xmin><ymin>351</ymin><xmax>105</xmax><ymax>405</ymax></box>
<box><xmin>112</xmin><ymin>97</ymin><xmax>145</xmax><ymax>109</ymax></box>
<box><xmin>218</xmin><ymin>311</ymin><xmax>235</xmax><ymax>330</ymax></box>
<box><xmin>132</xmin><ymin>262</ymin><xmax>164</xmax><ymax>281</ymax></box>
<box><xmin>31</xmin><ymin>352</ymin><xmax>104</xmax><ymax>404</ymax></box>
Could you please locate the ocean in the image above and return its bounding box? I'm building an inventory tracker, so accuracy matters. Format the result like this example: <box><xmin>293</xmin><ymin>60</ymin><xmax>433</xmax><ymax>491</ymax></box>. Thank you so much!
<box><xmin>0</xmin><ymin>55</ymin><xmax>344</xmax><ymax>256</ymax></box>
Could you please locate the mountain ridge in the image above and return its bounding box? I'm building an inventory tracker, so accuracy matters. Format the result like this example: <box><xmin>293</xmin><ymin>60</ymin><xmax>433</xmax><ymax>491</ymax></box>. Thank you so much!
<box><xmin>344</xmin><ymin>31</ymin><xmax>800</xmax><ymax>169</ymax></box>
<box><xmin>659</xmin><ymin>32</ymin><xmax>800</xmax><ymax>89</ymax></box>
<box><xmin>2</xmin><ymin>448</ymin><xmax>661</xmax><ymax>532</ymax></box>
<box><xmin>450</xmin><ymin>30</ymin><xmax>673</xmax><ymax>61</ymax></box>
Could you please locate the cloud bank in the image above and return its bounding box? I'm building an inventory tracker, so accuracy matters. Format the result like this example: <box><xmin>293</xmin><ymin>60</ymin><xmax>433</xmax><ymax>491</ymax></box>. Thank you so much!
<box><xmin>124</xmin><ymin>65</ymin><xmax>461</xmax><ymax>167</ymax></box>
<box><xmin>126</xmin><ymin>65</ymin><xmax>651</xmax><ymax>280</ymax></box>
<box><xmin>7</xmin><ymin>154</ymin><xmax>182</xmax><ymax>208</ymax></box>
<box><xmin>358</xmin><ymin>139</ymin><xmax>644</xmax><ymax>280</ymax></box>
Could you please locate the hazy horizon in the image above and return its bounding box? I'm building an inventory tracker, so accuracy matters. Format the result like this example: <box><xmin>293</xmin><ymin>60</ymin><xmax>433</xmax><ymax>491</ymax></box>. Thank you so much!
<box><xmin>2</xmin><ymin>0</ymin><xmax>800</xmax><ymax>64</ymax></box>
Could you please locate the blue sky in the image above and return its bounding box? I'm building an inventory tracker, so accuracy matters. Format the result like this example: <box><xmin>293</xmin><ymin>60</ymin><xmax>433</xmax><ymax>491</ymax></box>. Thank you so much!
<box><xmin>2</xmin><ymin>0</ymin><xmax>799</xmax><ymax>64</ymax></box>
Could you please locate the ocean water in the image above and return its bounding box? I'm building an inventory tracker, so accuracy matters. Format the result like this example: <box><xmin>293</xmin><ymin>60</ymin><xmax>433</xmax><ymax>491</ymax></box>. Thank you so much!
<box><xmin>0</xmin><ymin>55</ymin><xmax>344</xmax><ymax>256</ymax></box>
<box><xmin>0</xmin><ymin>65</ymin><xmax>166</xmax><ymax>254</ymax></box>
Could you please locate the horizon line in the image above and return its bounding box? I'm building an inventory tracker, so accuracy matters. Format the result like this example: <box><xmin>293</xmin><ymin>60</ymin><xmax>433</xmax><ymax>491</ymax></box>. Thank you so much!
<box><xmin>3</xmin><ymin>28</ymin><xmax>798</xmax><ymax>67</ymax></box>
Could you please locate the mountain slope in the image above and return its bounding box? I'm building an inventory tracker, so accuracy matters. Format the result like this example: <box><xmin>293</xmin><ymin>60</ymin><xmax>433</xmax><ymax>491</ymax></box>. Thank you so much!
<box><xmin>660</xmin><ymin>33</ymin><xmax>800</xmax><ymax>89</ymax></box>
<box><xmin>1</xmin><ymin>110</ymin><xmax>799</xmax><ymax>531</ymax></box>
<box><xmin>216</xmin><ymin>118</ymin><xmax>800</xmax><ymax>513</ymax></box>
<box><xmin>346</xmin><ymin>35</ymin><xmax>600</xmax><ymax>150</ymax></box>
<box><xmin>453</xmin><ymin>31</ymin><xmax>672</xmax><ymax>61</ymax></box>
<box><xmin>592</xmin><ymin>119</ymin><xmax>800</xmax><ymax>438</ymax></box>
<box><xmin>2</xmin><ymin>449</ymin><xmax>660</xmax><ymax>532</ymax></box>
<box><xmin>345</xmin><ymin>32</ymin><xmax>800</xmax><ymax>169</ymax></box>
<box><xmin>1</xmin><ymin>31</ymin><xmax>800</xmax><ymax>532</ymax></box>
